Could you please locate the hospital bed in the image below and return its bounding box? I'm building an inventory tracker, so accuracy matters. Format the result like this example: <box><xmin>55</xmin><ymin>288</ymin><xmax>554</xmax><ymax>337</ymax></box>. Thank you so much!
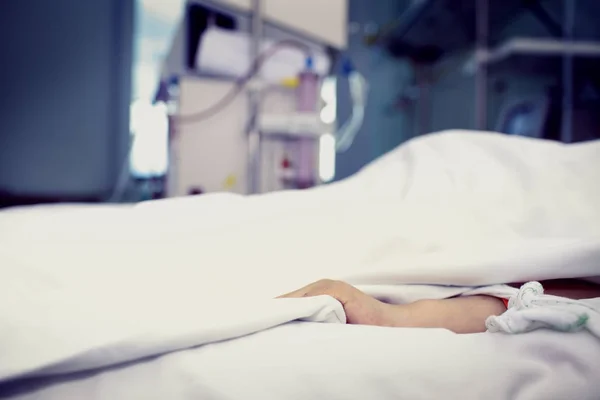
<box><xmin>1</xmin><ymin>130</ymin><xmax>600</xmax><ymax>399</ymax></box>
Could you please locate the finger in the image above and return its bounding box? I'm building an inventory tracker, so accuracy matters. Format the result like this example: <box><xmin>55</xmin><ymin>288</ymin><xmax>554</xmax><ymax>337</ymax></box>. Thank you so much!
<box><xmin>276</xmin><ymin>287</ymin><xmax>308</xmax><ymax>299</ymax></box>
<box><xmin>276</xmin><ymin>279</ymin><xmax>335</xmax><ymax>299</ymax></box>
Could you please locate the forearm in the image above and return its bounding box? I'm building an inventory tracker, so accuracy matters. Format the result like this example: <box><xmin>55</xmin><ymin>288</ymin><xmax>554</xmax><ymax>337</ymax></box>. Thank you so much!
<box><xmin>384</xmin><ymin>295</ymin><xmax>507</xmax><ymax>334</ymax></box>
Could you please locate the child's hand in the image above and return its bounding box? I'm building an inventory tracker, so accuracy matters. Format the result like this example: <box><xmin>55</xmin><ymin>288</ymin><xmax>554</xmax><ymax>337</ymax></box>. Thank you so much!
<box><xmin>277</xmin><ymin>279</ymin><xmax>397</xmax><ymax>326</ymax></box>
<box><xmin>278</xmin><ymin>280</ymin><xmax>508</xmax><ymax>333</ymax></box>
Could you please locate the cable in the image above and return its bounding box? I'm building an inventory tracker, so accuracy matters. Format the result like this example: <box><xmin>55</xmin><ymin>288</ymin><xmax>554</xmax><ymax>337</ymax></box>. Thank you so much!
<box><xmin>335</xmin><ymin>59</ymin><xmax>369</xmax><ymax>153</ymax></box>
<box><xmin>174</xmin><ymin>39</ymin><xmax>311</xmax><ymax>124</ymax></box>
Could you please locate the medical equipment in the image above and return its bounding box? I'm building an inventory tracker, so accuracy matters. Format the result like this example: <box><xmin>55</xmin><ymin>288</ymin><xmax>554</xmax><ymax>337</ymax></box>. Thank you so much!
<box><xmin>164</xmin><ymin>11</ymin><xmax>367</xmax><ymax>195</ymax></box>
<box><xmin>258</xmin><ymin>57</ymin><xmax>368</xmax><ymax>189</ymax></box>
<box><xmin>257</xmin><ymin>57</ymin><xmax>323</xmax><ymax>191</ymax></box>
<box><xmin>205</xmin><ymin>0</ymin><xmax>348</xmax><ymax>49</ymax></box>
<box><xmin>163</xmin><ymin>35</ymin><xmax>317</xmax><ymax>196</ymax></box>
<box><xmin>156</xmin><ymin>0</ymin><xmax>370</xmax><ymax>196</ymax></box>
<box><xmin>195</xmin><ymin>26</ymin><xmax>331</xmax><ymax>84</ymax></box>
<box><xmin>166</xmin><ymin>58</ymin><xmax>367</xmax><ymax>195</ymax></box>
<box><xmin>294</xmin><ymin>59</ymin><xmax>320</xmax><ymax>189</ymax></box>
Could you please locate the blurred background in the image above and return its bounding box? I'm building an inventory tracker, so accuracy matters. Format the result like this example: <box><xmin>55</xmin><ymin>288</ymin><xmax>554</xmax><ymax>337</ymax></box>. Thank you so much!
<box><xmin>1</xmin><ymin>0</ymin><xmax>599</xmax><ymax>206</ymax></box>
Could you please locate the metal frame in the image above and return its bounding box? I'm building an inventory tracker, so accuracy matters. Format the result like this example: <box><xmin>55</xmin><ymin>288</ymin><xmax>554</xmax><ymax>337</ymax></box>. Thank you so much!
<box><xmin>474</xmin><ymin>0</ymin><xmax>578</xmax><ymax>142</ymax></box>
<box><xmin>246</xmin><ymin>0</ymin><xmax>263</xmax><ymax>194</ymax></box>
<box><xmin>475</xmin><ymin>0</ymin><xmax>489</xmax><ymax>131</ymax></box>
<box><xmin>561</xmin><ymin>0</ymin><xmax>575</xmax><ymax>143</ymax></box>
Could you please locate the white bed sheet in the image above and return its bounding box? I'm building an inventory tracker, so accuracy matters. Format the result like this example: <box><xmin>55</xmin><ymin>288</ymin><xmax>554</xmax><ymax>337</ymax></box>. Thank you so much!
<box><xmin>2</xmin><ymin>130</ymin><xmax>600</xmax><ymax>399</ymax></box>
<box><xmin>2</xmin><ymin>320</ymin><xmax>600</xmax><ymax>400</ymax></box>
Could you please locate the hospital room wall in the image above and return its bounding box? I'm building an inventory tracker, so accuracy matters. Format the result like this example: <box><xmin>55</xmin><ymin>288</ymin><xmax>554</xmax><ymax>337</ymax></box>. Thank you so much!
<box><xmin>0</xmin><ymin>0</ymin><xmax>133</xmax><ymax>203</ymax></box>
<box><xmin>333</xmin><ymin>0</ymin><xmax>413</xmax><ymax>181</ymax></box>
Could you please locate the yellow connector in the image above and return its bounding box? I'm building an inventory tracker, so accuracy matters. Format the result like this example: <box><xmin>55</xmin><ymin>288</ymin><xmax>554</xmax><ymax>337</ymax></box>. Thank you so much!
<box><xmin>280</xmin><ymin>77</ymin><xmax>299</xmax><ymax>88</ymax></box>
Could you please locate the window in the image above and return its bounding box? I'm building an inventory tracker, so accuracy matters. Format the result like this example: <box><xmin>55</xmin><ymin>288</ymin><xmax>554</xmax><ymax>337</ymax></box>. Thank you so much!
<box><xmin>129</xmin><ymin>100</ymin><xmax>169</xmax><ymax>177</ymax></box>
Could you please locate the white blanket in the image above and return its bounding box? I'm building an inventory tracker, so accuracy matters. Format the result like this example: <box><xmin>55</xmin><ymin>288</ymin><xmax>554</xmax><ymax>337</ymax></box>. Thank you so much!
<box><xmin>4</xmin><ymin>320</ymin><xmax>600</xmax><ymax>400</ymax></box>
<box><xmin>1</xmin><ymin>130</ymin><xmax>600</xmax><ymax>391</ymax></box>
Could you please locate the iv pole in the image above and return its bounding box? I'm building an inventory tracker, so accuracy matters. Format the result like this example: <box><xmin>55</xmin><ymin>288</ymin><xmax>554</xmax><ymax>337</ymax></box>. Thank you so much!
<box><xmin>561</xmin><ymin>0</ymin><xmax>575</xmax><ymax>143</ymax></box>
<box><xmin>247</xmin><ymin>0</ymin><xmax>263</xmax><ymax>194</ymax></box>
<box><xmin>475</xmin><ymin>0</ymin><xmax>489</xmax><ymax>131</ymax></box>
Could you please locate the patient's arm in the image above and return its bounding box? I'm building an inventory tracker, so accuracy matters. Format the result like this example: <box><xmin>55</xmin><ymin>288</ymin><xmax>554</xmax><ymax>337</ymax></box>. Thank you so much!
<box><xmin>384</xmin><ymin>296</ymin><xmax>507</xmax><ymax>334</ymax></box>
<box><xmin>398</xmin><ymin>280</ymin><xmax>600</xmax><ymax>333</ymax></box>
<box><xmin>278</xmin><ymin>279</ymin><xmax>506</xmax><ymax>334</ymax></box>
<box><xmin>279</xmin><ymin>279</ymin><xmax>600</xmax><ymax>334</ymax></box>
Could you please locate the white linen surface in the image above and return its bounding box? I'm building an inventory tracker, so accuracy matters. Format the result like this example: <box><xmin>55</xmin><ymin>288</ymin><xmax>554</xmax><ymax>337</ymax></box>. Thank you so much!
<box><xmin>1</xmin><ymin>130</ymin><xmax>600</xmax><ymax>397</ymax></box>
<box><xmin>2</xmin><ymin>320</ymin><xmax>600</xmax><ymax>400</ymax></box>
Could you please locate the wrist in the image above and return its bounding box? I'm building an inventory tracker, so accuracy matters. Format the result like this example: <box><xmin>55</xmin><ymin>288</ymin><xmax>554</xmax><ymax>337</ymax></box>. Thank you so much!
<box><xmin>377</xmin><ymin>302</ymin><xmax>414</xmax><ymax>328</ymax></box>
